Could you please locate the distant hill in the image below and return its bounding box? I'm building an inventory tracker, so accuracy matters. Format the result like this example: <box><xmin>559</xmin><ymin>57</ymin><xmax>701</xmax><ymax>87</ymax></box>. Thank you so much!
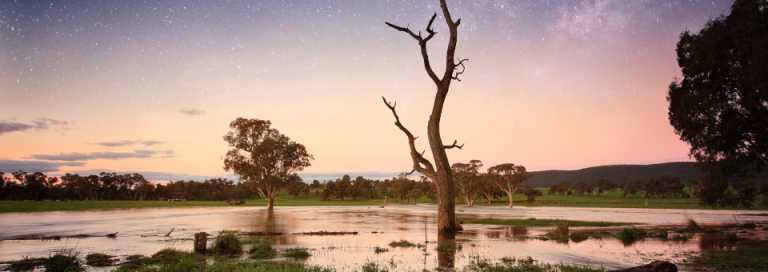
<box><xmin>526</xmin><ymin>162</ymin><xmax>705</xmax><ymax>188</ymax></box>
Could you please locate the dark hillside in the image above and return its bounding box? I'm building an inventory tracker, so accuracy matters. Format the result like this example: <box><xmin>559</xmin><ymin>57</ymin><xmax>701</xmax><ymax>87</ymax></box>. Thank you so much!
<box><xmin>527</xmin><ymin>162</ymin><xmax>704</xmax><ymax>188</ymax></box>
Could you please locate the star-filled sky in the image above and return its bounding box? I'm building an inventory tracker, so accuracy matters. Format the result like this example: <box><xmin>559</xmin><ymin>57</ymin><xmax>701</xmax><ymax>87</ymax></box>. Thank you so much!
<box><xmin>1</xmin><ymin>0</ymin><xmax>734</xmax><ymax>182</ymax></box>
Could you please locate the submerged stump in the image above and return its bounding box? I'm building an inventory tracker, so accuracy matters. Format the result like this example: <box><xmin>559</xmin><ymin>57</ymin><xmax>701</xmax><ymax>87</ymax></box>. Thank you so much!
<box><xmin>194</xmin><ymin>232</ymin><xmax>208</xmax><ymax>254</ymax></box>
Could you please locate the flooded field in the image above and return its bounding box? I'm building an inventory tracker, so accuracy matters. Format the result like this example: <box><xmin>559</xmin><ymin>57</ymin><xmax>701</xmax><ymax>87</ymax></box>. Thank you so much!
<box><xmin>0</xmin><ymin>205</ymin><xmax>766</xmax><ymax>271</ymax></box>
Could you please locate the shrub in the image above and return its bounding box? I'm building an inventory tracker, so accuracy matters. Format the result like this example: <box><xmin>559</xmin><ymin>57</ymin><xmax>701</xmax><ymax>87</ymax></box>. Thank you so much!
<box><xmin>85</xmin><ymin>253</ymin><xmax>115</xmax><ymax>266</ymax></box>
<box><xmin>546</xmin><ymin>221</ymin><xmax>570</xmax><ymax>242</ymax></box>
<box><xmin>44</xmin><ymin>249</ymin><xmax>83</xmax><ymax>272</ymax></box>
<box><xmin>374</xmin><ymin>247</ymin><xmax>389</xmax><ymax>254</ymax></box>
<box><xmin>361</xmin><ymin>260</ymin><xmax>388</xmax><ymax>272</ymax></box>
<box><xmin>742</xmin><ymin>222</ymin><xmax>756</xmax><ymax>229</ymax></box>
<box><xmin>570</xmin><ymin>231</ymin><xmax>588</xmax><ymax>243</ymax></box>
<box><xmin>248</xmin><ymin>239</ymin><xmax>277</xmax><ymax>260</ymax></box>
<box><xmin>653</xmin><ymin>229</ymin><xmax>668</xmax><ymax>239</ymax></box>
<box><xmin>9</xmin><ymin>256</ymin><xmax>46</xmax><ymax>271</ymax></box>
<box><xmin>210</xmin><ymin>231</ymin><xmax>243</xmax><ymax>255</ymax></box>
<box><xmin>619</xmin><ymin>227</ymin><xmax>646</xmax><ymax>245</ymax></box>
<box><xmin>284</xmin><ymin>247</ymin><xmax>311</xmax><ymax>259</ymax></box>
<box><xmin>725</xmin><ymin>231</ymin><xmax>739</xmax><ymax>243</ymax></box>
<box><xmin>672</xmin><ymin>234</ymin><xmax>689</xmax><ymax>242</ymax></box>
<box><xmin>388</xmin><ymin>239</ymin><xmax>416</xmax><ymax>248</ymax></box>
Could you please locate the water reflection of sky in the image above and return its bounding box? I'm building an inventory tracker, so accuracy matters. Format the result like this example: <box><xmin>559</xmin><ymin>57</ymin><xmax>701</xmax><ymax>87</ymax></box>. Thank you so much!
<box><xmin>0</xmin><ymin>206</ymin><xmax>764</xmax><ymax>270</ymax></box>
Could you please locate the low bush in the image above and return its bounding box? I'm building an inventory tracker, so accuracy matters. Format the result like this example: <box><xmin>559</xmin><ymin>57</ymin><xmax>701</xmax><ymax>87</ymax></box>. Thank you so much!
<box><xmin>570</xmin><ymin>231</ymin><xmax>588</xmax><ymax>243</ymax></box>
<box><xmin>248</xmin><ymin>239</ymin><xmax>277</xmax><ymax>260</ymax></box>
<box><xmin>210</xmin><ymin>231</ymin><xmax>243</xmax><ymax>255</ymax></box>
<box><xmin>45</xmin><ymin>249</ymin><xmax>83</xmax><ymax>272</ymax></box>
<box><xmin>284</xmin><ymin>247</ymin><xmax>311</xmax><ymax>259</ymax></box>
<box><xmin>85</xmin><ymin>253</ymin><xmax>115</xmax><ymax>266</ymax></box>
<box><xmin>388</xmin><ymin>239</ymin><xmax>416</xmax><ymax>248</ymax></box>
<box><xmin>619</xmin><ymin>227</ymin><xmax>646</xmax><ymax>245</ymax></box>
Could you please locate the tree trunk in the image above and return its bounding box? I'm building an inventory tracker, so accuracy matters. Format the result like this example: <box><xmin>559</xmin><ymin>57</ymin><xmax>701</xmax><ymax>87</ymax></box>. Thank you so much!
<box><xmin>267</xmin><ymin>197</ymin><xmax>274</xmax><ymax>209</ymax></box>
<box><xmin>507</xmin><ymin>191</ymin><xmax>514</xmax><ymax>208</ymax></box>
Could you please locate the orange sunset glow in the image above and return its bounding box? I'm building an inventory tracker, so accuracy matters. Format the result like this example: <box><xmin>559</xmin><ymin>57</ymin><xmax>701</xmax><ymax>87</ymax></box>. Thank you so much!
<box><xmin>1</xmin><ymin>0</ymin><xmax>735</xmax><ymax>182</ymax></box>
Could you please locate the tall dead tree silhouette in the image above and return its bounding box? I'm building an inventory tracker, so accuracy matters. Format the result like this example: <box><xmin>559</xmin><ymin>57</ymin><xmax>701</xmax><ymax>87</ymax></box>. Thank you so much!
<box><xmin>383</xmin><ymin>0</ymin><xmax>467</xmax><ymax>233</ymax></box>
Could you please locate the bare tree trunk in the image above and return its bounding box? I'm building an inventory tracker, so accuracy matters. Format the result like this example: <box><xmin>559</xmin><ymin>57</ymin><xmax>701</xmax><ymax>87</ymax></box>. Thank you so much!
<box><xmin>267</xmin><ymin>198</ymin><xmax>274</xmax><ymax>209</ymax></box>
<box><xmin>507</xmin><ymin>190</ymin><xmax>514</xmax><ymax>208</ymax></box>
<box><xmin>384</xmin><ymin>0</ymin><xmax>466</xmax><ymax>234</ymax></box>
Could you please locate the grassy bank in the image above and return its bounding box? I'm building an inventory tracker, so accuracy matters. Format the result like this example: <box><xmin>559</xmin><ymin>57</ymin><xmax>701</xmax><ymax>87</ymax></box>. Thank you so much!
<box><xmin>464</xmin><ymin>217</ymin><xmax>638</xmax><ymax>227</ymax></box>
<box><xmin>2</xmin><ymin>188</ymin><xmax>766</xmax><ymax>213</ymax></box>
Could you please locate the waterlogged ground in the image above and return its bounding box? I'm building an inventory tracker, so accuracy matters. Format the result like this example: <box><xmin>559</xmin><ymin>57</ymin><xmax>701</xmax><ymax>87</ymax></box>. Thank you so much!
<box><xmin>0</xmin><ymin>205</ymin><xmax>766</xmax><ymax>271</ymax></box>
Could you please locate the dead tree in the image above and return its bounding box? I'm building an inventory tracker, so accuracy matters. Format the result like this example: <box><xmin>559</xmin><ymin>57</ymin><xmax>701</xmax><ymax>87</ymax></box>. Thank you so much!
<box><xmin>383</xmin><ymin>0</ymin><xmax>467</xmax><ymax>233</ymax></box>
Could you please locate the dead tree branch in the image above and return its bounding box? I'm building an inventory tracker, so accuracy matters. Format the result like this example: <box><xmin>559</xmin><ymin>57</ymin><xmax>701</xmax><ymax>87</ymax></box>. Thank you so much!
<box><xmin>444</xmin><ymin>140</ymin><xmax>464</xmax><ymax>149</ymax></box>
<box><xmin>382</xmin><ymin>97</ymin><xmax>437</xmax><ymax>180</ymax></box>
<box><xmin>385</xmin><ymin>13</ymin><xmax>441</xmax><ymax>85</ymax></box>
<box><xmin>452</xmin><ymin>58</ymin><xmax>468</xmax><ymax>81</ymax></box>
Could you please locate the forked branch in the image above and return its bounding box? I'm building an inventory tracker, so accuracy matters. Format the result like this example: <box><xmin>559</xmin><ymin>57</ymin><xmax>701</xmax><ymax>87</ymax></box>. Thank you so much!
<box><xmin>382</xmin><ymin>96</ymin><xmax>437</xmax><ymax>180</ymax></box>
<box><xmin>385</xmin><ymin>13</ymin><xmax>441</xmax><ymax>85</ymax></box>
<box><xmin>452</xmin><ymin>58</ymin><xmax>469</xmax><ymax>81</ymax></box>
<box><xmin>444</xmin><ymin>140</ymin><xmax>464</xmax><ymax>149</ymax></box>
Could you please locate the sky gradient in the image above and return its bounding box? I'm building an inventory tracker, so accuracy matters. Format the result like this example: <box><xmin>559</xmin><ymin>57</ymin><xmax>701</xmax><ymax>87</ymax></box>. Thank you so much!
<box><xmin>1</xmin><ymin>0</ymin><xmax>734</xmax><ymax>182</ymax></box>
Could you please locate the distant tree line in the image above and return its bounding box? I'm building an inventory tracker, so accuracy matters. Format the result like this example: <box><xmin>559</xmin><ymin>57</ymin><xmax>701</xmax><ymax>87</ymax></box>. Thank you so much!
<box><xmin>0</xmin><ymin>171</ymin><xmax>257</xmax><ymax>201</ymax></box>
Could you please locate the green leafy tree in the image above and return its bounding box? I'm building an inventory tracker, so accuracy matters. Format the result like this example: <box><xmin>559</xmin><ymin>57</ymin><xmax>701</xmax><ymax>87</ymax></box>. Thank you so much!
<box><xmin>478</xmin><ymin>173</ymin><xmax>499</xmax><ymax>203</ymax></box>
<box><xmin>686</xmin><ymin>177</ymin><xmax>702</xmax><ymax>199</ymax></box>
<box><xmin>487</xmin><ymin>163</ymin><xmax>532</xmax><ymax>208</ymax></box>
<box><xmin>452</xmin><ymin>160</ymin><xmax>483</xmax><ymax>207</ymax></box>
<box><xmin>522</xmin><ymin>185</ymin><xmax>543</xmax><ymax>203</ymax></box>
<box><xmin>391</xmin><ymin>174</ymin><xmax>414</xmax><ymax>202</ymax></box>
<box><xmin>285</xmin><ymin>174</ymin><xmax>307</xmax><ymax>199</ymax></box>
<box><xmin>223</xmin><ymin>118</ymin><xmax>314</xmax><ymax>209</ymax></box>
<box><xmin>589</xmin><ymin>177</ymin><xmax>617</xmax><ymax>197</ymax></box>
<box><xmin>406</xmin><ymin>188</ymin><xmax>423</xmax><ymax>205</ymax></box>
<box><xmin>667</xmin><ymin>0</ymin><xmax>767</xmax><ymax>206</ymax></box>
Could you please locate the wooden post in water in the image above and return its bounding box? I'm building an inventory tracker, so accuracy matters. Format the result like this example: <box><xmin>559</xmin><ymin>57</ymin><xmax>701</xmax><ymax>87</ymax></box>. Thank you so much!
<box><xmin>194</xmin><ymin>232</ymin><xmax>208</xmax><ymax>254</ymax></box>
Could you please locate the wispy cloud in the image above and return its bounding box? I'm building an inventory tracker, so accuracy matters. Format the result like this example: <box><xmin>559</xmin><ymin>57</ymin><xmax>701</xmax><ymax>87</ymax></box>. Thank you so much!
<box><xmin>0</xmin><ymin>160</ymin><xmax>86</xmax><ymax>173</ymax></box>
<box><xmin>141</xmin><ymin>140</ymin><xmax>165</xmax><ymax>147</ymax></box>
<box><xmin>28</xmin><ymin>150</ymin><xmax>176</xmax><ymax>161</ymax></box>
<box><xmin>93</xmin><ymin>140</ymin><xmax>166</xmax><ymax>147</ymax></box>
<box><xmin>0</xmin><ymin>121</ymin><xmax>34</xmax><ymax>135</ymax></box>
<box><xmin>179</xmin><ymin>108</ymin><xmax>206</xmax><ymax>116</ymax></box>
<box><xmin>0</xmin><ymin>118</ymin><xmax>74</xmax><ymax>136</ymax></box>
<box><xmin>94</xmin><ymin>140</ymin><xmax>140</xmax><ymax>147</ymax></box>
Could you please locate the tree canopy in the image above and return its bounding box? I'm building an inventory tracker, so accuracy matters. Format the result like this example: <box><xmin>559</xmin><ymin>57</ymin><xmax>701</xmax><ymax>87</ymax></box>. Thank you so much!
<box><xmin>667</xmin><ymin>0</ymin><xmax>768</xmax><ymax>178</ymax></box>
<box><xmin>223</xmin><ymin>118</ymin><xmax>313</xmax><ymax>209</ymax></box>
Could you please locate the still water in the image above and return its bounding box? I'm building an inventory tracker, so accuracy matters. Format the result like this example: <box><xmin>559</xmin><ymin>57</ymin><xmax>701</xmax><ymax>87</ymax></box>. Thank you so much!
<box><xmin>0</xmin><ymin>205</ymin><xmax>764</xmax><ymax>271</ymax></box>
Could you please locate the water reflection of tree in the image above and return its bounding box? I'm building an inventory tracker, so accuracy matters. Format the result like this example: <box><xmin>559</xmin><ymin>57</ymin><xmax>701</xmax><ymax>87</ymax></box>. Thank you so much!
<box><xmin>437</xmin><ymin>231</ymin><xmax>455</xmax><ymax>271</ymax></box>
<box><xmin>699</xmin><ymin>232</ymin><xmax>728</xmax><ymax>250</ymax></box>
<box><xmin>244</xmin><ymin>209</ymin><xmax>297</xmax><ymax>245</ymax></box>
<box><xmin>484</xmin><ymin>226</ymin><xmax>528</xmax><ymax>239</ymax></box>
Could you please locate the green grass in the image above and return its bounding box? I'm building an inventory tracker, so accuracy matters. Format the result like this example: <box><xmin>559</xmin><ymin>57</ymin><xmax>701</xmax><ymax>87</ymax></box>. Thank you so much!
<box><xmin>463</xmin><ymin>255</ymin><xmax>605</xmax><ymax>272</ymax></box>
<box><xmin>388</xmin><ymin>239</ymin><xmax>417</xmax><ymax>248</ymax></box>
<box><xmin>3</xmin><ymin>187</ymin><xmax>765</xmax><ymax>214</ymax></box>
<box><xmin>618</xmin><ymin>227</ymin><xmax>647</xmax><ymax>245</ymax></box>
<box><xmin>45</xmin><ymin>249</ymin><xmax>84</xmax><ymax>272</ymax></box>
<box><xmin>247</xmin><ymin>239</ymin><xmax>277</xmax><ymax>260</ymax></box>
<box><xmin>4</xmin><ymin>256</ymin><xmax>47</xmax><ymax>271</ymax></box>
<box><xmin>209</xmin><ymin>231</ymin><xmax>243</xmax><ymax>255</ymax></box>
<box><xmin>436</xmin><ymin>240</ymin><xmax>463</xmax><ymax>253</ymax></box>
<box><xmin>465</xmin><ymin>218</ymin><xmax>637</xmax><ymax>227</ymax></box>
<box><xmin>569</xmin><ymin>231</ymin><xmax>588</xmax><ymax>243</ymax></box>
<box><xmin>690</xmin><ymin>240</ymin><xmax>768</xmax><ymax>271</ymax></box>
<box><xmin>85</xmin><ymin>253</ymin><xmax>115</xmax><ymax>266</ymax></box>
<box><xmin>284</xmin><ymin>247</ymin><xmax>311</xmax><ymax>259</ymax></box>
